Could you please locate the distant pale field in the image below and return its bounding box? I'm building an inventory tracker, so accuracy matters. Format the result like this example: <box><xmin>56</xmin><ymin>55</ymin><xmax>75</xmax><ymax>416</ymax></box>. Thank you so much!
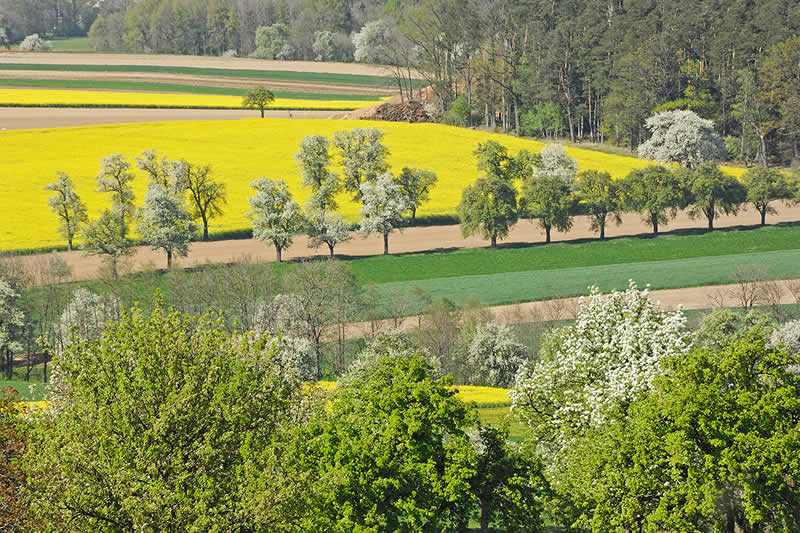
<box><xmin>0</xmin><ymin>88</ymin><xmax>382</xmax><ymax>110</ymax></box>
<box><xmin>0</xmin><ymin>118</ymin><xmax>745</xmax><ymax>251</ymax></box>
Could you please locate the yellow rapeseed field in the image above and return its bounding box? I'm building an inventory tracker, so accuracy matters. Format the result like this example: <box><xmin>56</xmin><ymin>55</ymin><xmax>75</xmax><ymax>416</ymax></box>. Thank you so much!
<box><xmin>0</xmin><ymin>88</ymin><xmax>381</xmax><ymax>110</ymax></box>
<box><xmin>0</xmin><ymin>118</ymin><xmax>746</xmax><ymax>250</ymax></box>
<box><xmin>316</xmin><ymin>381</ymin><xmax>509</xmax><ymax>406</ymax></box>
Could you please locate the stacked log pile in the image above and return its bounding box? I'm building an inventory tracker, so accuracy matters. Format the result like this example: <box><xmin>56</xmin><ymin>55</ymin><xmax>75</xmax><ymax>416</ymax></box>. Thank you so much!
<box><xmin>365</xmin><ymin>101</ymin><xmax>430</xmax><ymax>123</ymax></box>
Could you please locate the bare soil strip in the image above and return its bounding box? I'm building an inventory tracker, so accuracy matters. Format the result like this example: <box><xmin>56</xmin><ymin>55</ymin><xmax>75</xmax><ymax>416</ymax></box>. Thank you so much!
<box><xmin>0</xmin><ymin>107</ymin><xmax>338</xmax><ymax>130</ymax></box>
<box><xmin>16</xmin><ymin>203</ymin><xmax>800</xmax><ymax>284</ymax></box>
<box><xmin>333</xmin><ymin>279</ymin><xmax>800</xmax><ymax>341</ymax></box>
<box><xmin>0</xmin><ymin>70</ymin><xmax>394</xmax><ymax>95</ymax></box>
<box><xmin>0</xmin><ymin>52</ymin><xmax>419</xmax><ymax>78</ymax></box>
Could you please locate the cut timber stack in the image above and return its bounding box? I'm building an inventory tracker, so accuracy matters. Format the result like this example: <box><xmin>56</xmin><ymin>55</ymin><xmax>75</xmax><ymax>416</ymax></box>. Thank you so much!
<box><xmin>365</xmin><ymin>101</ymin><xmax>430</xmax><ymax>123</ymax></box>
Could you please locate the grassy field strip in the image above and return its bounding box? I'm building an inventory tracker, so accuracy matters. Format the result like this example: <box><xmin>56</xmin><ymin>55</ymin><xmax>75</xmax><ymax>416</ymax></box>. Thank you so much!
<box><xmin>0</xmin><ymin>88</ymin><xmax>382</xmax><ymax>109</ymax></box>
<box><xmin>346</xmin><ymin>225</ymin><xmax>800</xmax><ymax>284</ymax></box>
<box><xmin>0</xmin><ymin>79</ymin><xmax>387</xmax><ymax>101</ymax></box>
<box><xmin>0</xmin><ymin>119</ymin><xmax>746</xmax><ymax>251</ymax></box>
<box><xmin>374</xmin><ymin>249</ymin><xmax>800</xmax><ymax>313</ymax></box>
<box><xmin>0</xmin><ymin>63</ymin><xmax>420</xmax><ymax>87</ymax></box>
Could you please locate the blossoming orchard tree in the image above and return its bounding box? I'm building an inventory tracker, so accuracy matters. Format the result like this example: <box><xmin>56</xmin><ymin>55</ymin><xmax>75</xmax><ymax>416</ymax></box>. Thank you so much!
<box><xmin>510</xmin><ymin>281</ymin><xmax>692</xmax><ymax>446</ymax></box>
<box><xmin>248</xmin><ymin>178</ymin><xmax>304</xmax><ymax>262</ymax></box>
<box><xmin>358</xmin><ymin>173</ymin><xmax>409</xmax><ymax>255</ymax></box>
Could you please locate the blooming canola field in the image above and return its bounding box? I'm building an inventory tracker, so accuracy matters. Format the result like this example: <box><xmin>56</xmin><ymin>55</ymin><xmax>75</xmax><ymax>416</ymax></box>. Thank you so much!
<box><xmin>0</xmin><ymin>118</ymin><xmax>745</xmax><ymax>251</ymax></box>
<box><xmin>0</xmin><ymin>88</ymin><xmax>382</xmax><ymax>110</ymax></box>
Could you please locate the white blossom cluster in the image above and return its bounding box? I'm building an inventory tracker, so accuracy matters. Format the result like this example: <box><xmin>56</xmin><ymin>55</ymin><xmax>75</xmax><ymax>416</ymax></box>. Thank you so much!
<box><xmin>769</xmin><ymin>319</ymin><xmax>800</xmax><ymax>356</ymax></box>
<box><xmin>533</xmin><ymin>143</ymin><xmax>578</xmax><ymax>180</ymax></box>
<box><xmin>466</xmin><ymin>322</ymin><xmax>528</xmax><ymax>387</ymax></box>
<box><xmin>510</xmin><ymin>281</ymin><xmax>692</xmax><ymax>445</ymax></box>
<box><xmin>0</xmin><ymin>279</ymin><xmax>24</xmax><ymax>354</ymax></box>
<box><xmin>267</xmin><ymin>335</ymin><xmax>316</xmax><ymax>381</ymax></box>
<box><xmin>638</xmin><ymin>110</ymin><xmax>727</xmax><ymax>168</ymax></box>
<box><xmin>358</xmin><ymin>173</ymin><xmax>409</xmax><ymax>236</ymax></box>
<box><xmin>56</xmin><ymin>288</ymin><xmax>120</xmax><ymax>352</ymax></box>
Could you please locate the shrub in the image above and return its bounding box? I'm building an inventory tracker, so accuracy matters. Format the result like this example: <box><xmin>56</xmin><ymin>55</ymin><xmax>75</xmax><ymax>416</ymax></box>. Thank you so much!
<box><xmin>19</xmin><ymin>33</ymin><xmax>52</xmax><ymax>51</ymax></box>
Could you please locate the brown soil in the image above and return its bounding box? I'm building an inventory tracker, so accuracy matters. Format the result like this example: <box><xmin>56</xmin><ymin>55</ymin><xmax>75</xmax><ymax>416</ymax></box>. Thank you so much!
<box><xmin>0</xmin><ymin>70</ymin><xmax>395</xmax><ymax>95</ymax></box>
<box><xmin>0</xmin><ymin>107</ymin><xmax>338</xmax><ymax>129</ymax></box>
<box><xmin>17</xmin><ymin>203</ymin><xmax>800</xmax><ymax>285</ymax></box>
<box><xmin>0</xmin><ymin>52</ymin><xmax>422</xmax><ymax>78</ymax></box>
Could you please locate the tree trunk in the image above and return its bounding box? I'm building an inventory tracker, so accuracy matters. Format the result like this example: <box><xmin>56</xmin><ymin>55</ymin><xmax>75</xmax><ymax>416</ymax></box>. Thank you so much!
<box><xmin>167</xmin><ymin>249</ymin><xmax>172</xmax><ymax>268</ymax></box>
<box><xmin>490</xmin><ymin>234</ymin><xmax>497</xmax><ymax>247</ymax></box>
<box><xmin>759</xmin><ymin>133</ymin><xmax>768</xmax><ymax>168</ymax></box>
<box><xmin>275</xmin><ymin>246</ymin><xmax>282</xmax><ymax>262</ymax></box>
<box><xmin>383</xmin><ymin>232</ymin><xmax>389</xmax><ymax>255</ymax></box>
<box><xmin>67</xmin><ymin>238</ymin><xmax>73</xmax><ymax>251</ymax></box>
<box><xmin>514</xmin><ymin>92</ymin><xmax>521</xmax><ymax>136</ymax></box>
<box><xmin>545</xmin><ymin>226</ymin><xmax>551</xmax><ymax>243</ymax></box>
<box><xmin>760</xmin><ymin>208</ymin><xmax>766</xmax><ymax>226</ymax></box>
<box><xmin>651</xmin><ymin>215</ymin><xmax>659</xmax><ymax>235</ymax></box>
<box><xmin>600</xmin><ymin>221</ymin><xmax>605</xmax><ymax>240</ymax></box>
<box><xmin>327</xmin><ymin>242</ymin><xmax>335</xmax><ymax>258</ymax></box>
<box><xmin>260</xmin><ymin>107</ymin><xmax>264</xmax><ymax>118</ymax></box>
<box><xmin>479</xmin><ymin>499</ymin><xmax>489</xmax><ymax>533</ymax></box>
<box><xmin>708</xmin><ymin>214</ymin><xmax>714</xmax><ymax>230</ymax></box>
<box><xmin>411</xmin><ymin>206</ymin><xmax>417</xmax><ymax>222</ymax></box>
<box><xmin>202</xmin><ymin>215</ymin><xmax>209</xmax><ymax>240</ymax></box>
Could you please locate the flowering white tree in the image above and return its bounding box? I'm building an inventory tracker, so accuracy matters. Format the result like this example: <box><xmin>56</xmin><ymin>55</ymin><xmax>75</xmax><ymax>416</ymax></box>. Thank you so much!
<box><xmin>138</xmin><ymin>184</ymin><xmax>196</xmax><ymax>268</ymax></box>
<box><xmin>56</xmin><ymin>288</ymin><xmax>120</xmax><ymax>352</ymax></box>
<box><xmin>769</xmin><ymin>319</ymin><xmax>800</xmax><ymax>356</ymax></box>
<box><xmin>96</xmin><ymin>154</ymin><xmax>136</xmax><ymax>238</ymax></box>
<box><xmin>19</xmin><ymin>33</ymin><xmax>52</xmax><ymax>51</ymax></box>
<box><xmin>638</xmin><ymin>110</ymin><xmax>727</xmax><ymax>168</ymax></box>
<box><xmin>262</xmin><ymin>335</ymin><xmax>316</xmax><ymax>381</ymax></box>
<box><xmin>510</xmin><ymin>281</ymin><xmax>692</xmax><ymax>445</ymax></box>
<box><xmin>305</xmin><ymin>209</ymin><xmax>351</xmax><ymax>258</ymax></box>
<box><xmin>248</xmin><ymin>178</ymin><xmax>304</xmax><ymax>262</ymax></box>
<box><xmin>359</xmin><ymin>173</ymin><xmax>409</xmax><ymax>255</ymax></box>
<box><xmin>0</xmin><ymin>279</ymin><xmax>24</xmax><ymax>357</ymax></box>
<box><xmin>466</xmin><ymin>323</ymin><xmax>528</xmax><ymax>387</ymax></box>
<box><xmin>533</xmin><ymin>143</ymin><xmax>578</xmax><ymax>179</ymax></box>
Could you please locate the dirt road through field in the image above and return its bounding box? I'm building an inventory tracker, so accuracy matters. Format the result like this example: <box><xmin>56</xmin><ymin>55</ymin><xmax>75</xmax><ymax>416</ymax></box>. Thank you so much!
<box><xmin>14</xmin><ymin>203</ymin><xmax>800</xmax><ymax>284</ymax></box>
<box><xmin>0</xmin><ymin>107</ymin><xmax>339</xmax><ymax>129</ymax></box>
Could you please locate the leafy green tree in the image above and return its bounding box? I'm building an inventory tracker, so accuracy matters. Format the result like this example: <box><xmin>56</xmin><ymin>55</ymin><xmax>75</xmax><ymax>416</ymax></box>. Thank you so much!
<box><xmin>248</xmin><ymin>178</ymin><xmax>303</xmax><ymax>262</ymax></box>
<box><xmin>622</xmin><ymin>165</ymin><xmax>685</xmax><ymax>234</ymax></box>
<box><xmin>686</xmin><ymin>162</ymin><xmax>747</xmax><ymax>229</ymax></box>
<box><xmin>24</xmin><ymin>301</ymin><xmax>301</xmax><ymax>532</ymax></box>
<box><xmin>254</xmin><ymin>23</ymin><xmax>287</xmax><ymax>59</ymax></box>
<box><xmin>575</xmin><ymin>170</ymin><xmax>622</xmax><ymax>239</ymax></box>
<box><xmin>179</xmin><ymin>161</ymin><xmax>226</xmax><ymax>240</ymax></box>
<box><xmin>81</xmin><ymin>209</ymin><xmax>134</xmax><ymax>279</ymax></box>
<box><xmin>638</xmin><ymin>109</ymin><xmax>727</xmax><ymax>168</ymax></box>
<box><xmin>95</xmin><ymin>153</ymin><xmax>135</xmax><ymax>238</ymax></box>
<box><xmin>740</xmin><ymin>166</ymin><xmax>794</xmax><ymax>225</ymax></box>
<box><xmin>391</xmin><ymin>167</ymin><xmax>438</xmax><ymax>221</ymax></box>
<box><xmin>645</xmin><ymin>336</ymin><xmax>800</xmax><ymax>531</ymax></box>
<box><xmin>473</xmin><ymin>140</ymin><xmax>529</xmax><ymax>181</ymax></box>
<box><xmin>358</xmin><ymin>173</ymin><xmax>408</xmax><ymax>255</ymax></box>
<box><xmin>333</xmin><ymin>127</ymin><xmax>390</xmax><ymax>201</ymax></box>
<box><xmin>45</xmin><ymin>171</ymin><xmax>88</xmax><ymax>251</ymax></box>
<box><xmin>0</xmin><ymin>388</ymin><xmax>29</xmax><ymax>529</ymax></box>
<box><xmin>138</xmin><ymin>183</ymin><xmax>196</xmax><ymax>268</ymax></box>
<box><xmin>694</xmin><ymin>308</ymin><xmax>776</xmax><ymax>351</ymax></box>
<box><xmin>521</xmin><ymin>174</ymin><xmax>575</xmax><ymax>244</ymax></box>
<box><xmin>252</xmin><ymin>354</ymin><xmax>479</xmax><ymax>531</ymax></box>
<box><xmin>242</xmin><ymin>86</ymin><xmax>275</xmax><ymax>118</ymax></box>
<box><xmin>458</xmin><ymin>176</ymin><xmax>517</xmax><ymax>247</ymax></box>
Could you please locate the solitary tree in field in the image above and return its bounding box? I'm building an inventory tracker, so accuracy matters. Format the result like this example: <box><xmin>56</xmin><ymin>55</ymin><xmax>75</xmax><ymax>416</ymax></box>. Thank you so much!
<box><xmin>521</xmin><ymin>174</ymin><xmax>575</xmax><ymax>244</ymax></box>
<box><xmin>392</xmin><ymin>167</ymin><xmax>438</xmax><ymax>221</ymax></box>
<box><xmin>638</xmin><ymin>110</ymin><xmax>727</xmax><ymax>168</ymax></box>
<box><xmin>305</xmin><ymin>209</ymin><xmax>351</xmax><ymax>258</ymax></box>
<box><xmin>333</xmin><ymin>128</ymin><xmax>390</xmax><ymax>201</ymax></box>
<box><xmin>248</xmin><ymin>178</ymin><xmax>303</xmax><ymax>262</ymax></box>
<box><xmin>96</xmin><ymin>154</ymin><xmax>135</xmax><ymax>238</ymax></box>
<box><xmin>45</xmin><ymin>172</ymin><xmax>88</xmax><ymax>251</ymax></box>
<box><xmin>741</xmin><ymin>167</ymin><xmax>794</xmax><ymax>225</ymax></box>
<box><xmin>575</xmin><ymin>170</ymin><xmax>622</xmax><ymax>239</ymax></box>
<box><xmin>686</xmin><ymin>162</ymin><xmax>747</xmax><ymax>229</ymax></box>
<box><xmin>138</xmin><ymin>184</ymin><xmax>196</xmax><ymax>268</ymax></box>
<box><xmin>242</xmin><ymin>86</ymin><xmax>275</xmax><ymax>118</ymax></box>
<box><xmin>458</xmin><ymin>176</ymin><xmax>518</xmax><ymax>247</ymax></box>
<box><xmin>177</xmin><ymin>161</ymin><xmax>226</xmax><ymax>240</ymax></box>
<box><xmin>622</xmin><ymin>166</ymin><xmax>685</xmax><ymax>234</ymax></box>
<box><xmin>359</xmin><ymin>173</ymin><xmax>409</xmax><ymax>255</ymax></box>
<box><xmin>81</xmin><ymin>210</ymin><xmax>134</xmax><ymax>279</ymax></box>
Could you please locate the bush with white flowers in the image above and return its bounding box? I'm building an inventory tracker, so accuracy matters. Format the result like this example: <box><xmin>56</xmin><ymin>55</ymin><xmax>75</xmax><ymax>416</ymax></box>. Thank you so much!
<box><xmin>510</xmin><ymin>281</ymin><xmax>692</xmax><ymax>445</ymax></box>
<box><xmin>19</xmin><ymin>33</ymin><xmax>52</xmax><ymax>51</ymax></box>
<box><xmin>466</xmin><ymin>322</ymin><xmax>528</xmax><ymax>387</ymax></box>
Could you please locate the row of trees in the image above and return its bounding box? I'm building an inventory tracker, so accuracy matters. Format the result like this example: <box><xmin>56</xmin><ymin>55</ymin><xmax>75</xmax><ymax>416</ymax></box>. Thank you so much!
<box><xmin>459</xmin><ymin>139</ymin><xmax>799</xmax><ymax>247</ymax></box>
<box><xmin>5</xmin><ymin>278</ymin><xmax>799</xmax><ymax>530</ymax></box>
<box><xmin>46</xmin><ymin>150</ymin><xmax>227</xmax><ymax>273</ymax></box>
<box><xmin>250</xmin><ymin>127</ymin><xmax>437</xmax><ymax>260</ymax></box>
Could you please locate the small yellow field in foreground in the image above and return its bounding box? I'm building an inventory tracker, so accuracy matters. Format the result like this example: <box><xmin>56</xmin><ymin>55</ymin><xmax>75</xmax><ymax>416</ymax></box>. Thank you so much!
<box><xmin>0</xmin><ymin>118</ymin><xmax>745</xmax><ymax>250</ymax></box>
<box><xmin>0</xmin><ymin>89</ymin><xmax>380</xmax><ymax>110</ymax></box>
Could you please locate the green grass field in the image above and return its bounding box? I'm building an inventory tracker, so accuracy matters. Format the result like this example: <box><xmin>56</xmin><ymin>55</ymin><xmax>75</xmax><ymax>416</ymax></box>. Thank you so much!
<box><xmin>13</xmin><ymin>37</ymin><xmax>92</xmax><ymax>52</ymax></box>
<box><xmin>0</xmin><ymin>62</ymin><xmax>423</xmax><ymax>88</ymax></box>
<box><xmin>0</xmin><ymin>78</ymin><xmax>386</xmax><ymax>100</ymax></box>
<box><xmin>345</xmin><ymin>224</ymin><xmax>800</xmax><ymax>284</ymax></box>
